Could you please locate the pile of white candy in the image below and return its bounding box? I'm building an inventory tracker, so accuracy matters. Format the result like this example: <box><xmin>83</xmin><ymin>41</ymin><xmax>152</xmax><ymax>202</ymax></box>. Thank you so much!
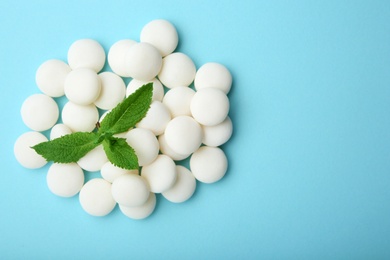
<box><xmin>14</xmin><ymin>19</ymin><xmax>233</xmax><ymax>219</ymax></box>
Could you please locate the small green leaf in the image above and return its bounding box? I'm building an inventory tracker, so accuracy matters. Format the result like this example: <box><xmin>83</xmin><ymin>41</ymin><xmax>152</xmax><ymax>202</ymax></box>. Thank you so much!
<box><xmin>98</xmin><ymin>83</ymin><xmax>153</xmax><ymax>135</ymax></box>
<box><xmin>102</xmin><ymin>137</ymin><xmax>138</xmax><ymax>170</ymax></box>
<box><xmin>32</xmin><ymin>132</ymin><xmax>101</xmax><ymax>163</ymax></box>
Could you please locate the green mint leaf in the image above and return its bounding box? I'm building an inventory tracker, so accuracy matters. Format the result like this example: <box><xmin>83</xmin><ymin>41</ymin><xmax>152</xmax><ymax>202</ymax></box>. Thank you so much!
<box><xmin>31</xmin><ymin>84</ymin><xmax>151</xmax><ymax>167</ymax></box>
<box><xmin>102</xmin><ymin>137</ymin><xmax>138</xmax><ymax>170</ymax></box>
<box><xmin>32</xmin><ymin>132</ymin><xmax>100</xmax><ymax>163</ymax></box>
<box><xmin>98</xmin><ymin>82</ymin><xmax>153</xmax><ymax>135</ymax></box>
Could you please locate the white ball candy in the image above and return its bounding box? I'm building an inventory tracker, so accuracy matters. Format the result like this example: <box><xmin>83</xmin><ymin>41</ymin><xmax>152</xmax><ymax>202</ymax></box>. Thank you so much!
<box><xmin>35</xmin><ymin>59</ymin><xmax>71</xmax><ymax>97</ymax></box>
<box><xmin>162</xmin><ymin>86</ymin><xmax>195</xmax><ymax>117</ymax></box>
<box><xmin>126</xmin><ymin>78</ymin><xmax>164</xmax><ymax>102</ymax></box>
<box><xmin>202</xmin><ymin>116</ymin><xmax>233</xmax><ymax>147</ymax></box>
<box><xmin>136</xmin><ymin>101</ymin><xmax>171</xmax><ymax>136</ymax></box>
<box><xmin>119</xmin><ymin>192</ymin><xmax>156</xmax><ymax>220</ymax></box>
<box><xmin>77</xmin><ymin>145</ymin><xmax>108</xmax><ymax>172</ymax></box>
<box><xmin>190</xmin><ymin>146</ymin><xmax>228</xmax><ymax>183</ymax></box>
<box><xmin>46</xmin><ymin>163</ymin><xmax>84</xmax><ymax>197</ymax></box>
<box><xmin>94</xmin><ymin>72</ymin><xmax>126</xmax><ymax>110</ymax></box>
<box><xmin>125</xmin><ymin>128</ymin><xmax>159</xmax><ymax>167</ymax></box>
<box><xmin>101</xmin><ymin>161</ymin><xmax>138</xmax><ymax>183</ymax></box>
<box><xmin>158</xmin><ymin>52</ymin><xmax>196</xmax><ymax>88</ymax></box>
<box><xmin>50</xmin><ymin>124</ymin><xmax>72</xmax><ymax>140</ymax></box>
<box><xmin>190</xmin><ymin>87</ymin><xmax>229</xmax><ymax>126</ymax></box>
<box><xmin>124</xmin><ymin>42</ymin><xmax>162</xmax><ymax>81</ymax></box>
<box><xmin>21</xmin><ymin>94</ymin><xmax>59</xmax><ymax>131</ymax></box>
<box><xmin>162</xmin><ymin>166</ymin><xmax>196</xmax><ymax>203</ymax></box>
<box><xmin>158</xmin><ymin>134</ymin><xmax>189</xmax><ymax>161</ymax></box>
<box><xmin>194</xmin><ymin>62</ymin><xmax>232</xmax><ymax>94</ymax></box>
<box><xmin>79</xmin><ymin>178</ymin><xmax>116</xmax><ymax>217</ymax></box>
<box><xmin>62</xmin><ymin>102</ymin><xmax>99</xmax><ymax>132</ymax></box>
<box><xmin>164</xmin><ymin>116</ymin><xmax>202</xmax><ymax>155</ymax></box>
<box><xmin>14</xmin><ymin>132</ymin><xmax>48</xmax><ymax>169</ymax></box>
<box><xmin>68</xmin><ymin>39</ymin><xmax>106</xmax><ymax>72</ymax></box>
<box><xmin>141</xmin><ymin>154</ymin><xmax>177</xmax><ymax>193</ymax></box>
<box><xmin>111</xmin><ymin>174</ymin><xmax>150</xmax><ymax>207</ymax></box>
<box><xmin>140</xmin><ymin>19</ymin><xmax>178</xmax><ymax>57</ymax></box>
<box><xmin>64</xmin><ymin>68</ymin><xmax>101</xmax><ymax>105</ymax></box>
<box><xmin>108</xmin><ymin>39</ymin><xmax>137</xmax><ymax>77</ymax></box>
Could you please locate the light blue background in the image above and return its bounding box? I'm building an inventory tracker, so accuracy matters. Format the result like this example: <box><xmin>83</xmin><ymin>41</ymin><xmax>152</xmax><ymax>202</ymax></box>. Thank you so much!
<box><xmin>1</xmin><ymin>0</ymin><xmax>390</xmax><ymax>259</ymax></box>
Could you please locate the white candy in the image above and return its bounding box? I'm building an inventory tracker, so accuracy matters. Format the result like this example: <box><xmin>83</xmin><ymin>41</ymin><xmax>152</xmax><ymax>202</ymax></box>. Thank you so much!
<box><xmin>119</xmin><ymin>192</ymin><xmax>156</xmax><ymax>220</ymax></box>
<box><xmin>194</xmin><ymin>62</ymin><xmax>232</xmax><ymax>94</ymax></box>
<box><xmin>111</xmin><ymin>174</ymin><xmax>150</xmax><ymax>207</ymax></box>
<box><xmin>162</xmin><ymin>166</ymin><xmax>196</xmax><ymax>203</ymax></box>
<box><xmin>67</xmin><ymin>39</ymin><xmax>106</xmax><ymax>72</ymax></box>
<box><xmin>21</xmin><ymin>94</ymin><xmax>59</xmax><ymax>131</ymax></box>
<box><xmin>136</xmin><ymin>101</ymin><xmax>171</xmax><ymax>136</ymax></box>
<box><xmin>140</xmin><ymin>19</ymin><xmax>178</xmax><ymax>57</ymax></box>
<box><xmin>162</xmin><ymin>86</ymin><xmax>195</xmax><ymax>117</ymax></box>
<box><xmin>77</xmin><ymin>145</ymin><xmax>108</xmax><ymax>172</ymax></box>
<box><xmin>50</xmin><ymin>124</ymin><xmax>72</xmax><ymax>140</ymax></box>
<box><xmin>35</xmin><ymin>59</ymin><xmax>71</xmax><ymax>97</ymax></box>
<box><xmin>126</xmin><ymin>78</ymin><xmax>164</xmax><ymax>102</ymax></box>
<box><xmin>141</xmin><ymin>154</ymin><xmax>176</xmax><ymax>193</ymax></box>
<box><xmin>46</xmin><ymin>163</ymin><xmax>84</xmax><ymax>197</ymax></box>
<box><xmin>164</xmin><ymin>116</ymin><xmax>202</xmax><ymax>155</ymax></box>
<box><xmin>202</xmin><ymin>116</ymin><xmax>233</xmax><ymax>147</ymax></box>
<box><xmin>190</xmin><ymin>146</ymin><xmax>228</xmax><ymax>183</ymax></box>
<box><xmin>190</xmin><ymin>87</ymin><xmax>229</xmax><ymax>126</ymax></box>
<box><xmin>108</xmin><ymin>39</ymin><xmax>137</xmax><ymax>77</ymax></box>
<box><xmin>62</xmin><ymin>102</ymin><xmax>99</xmax><ymax>132</ymax></box>
<box><xmin>124</xmin><ymin>42</ymin><xmax>162</xmax><ymax>81</ymax></box>
<box><xmin>79</xmin><ymin>178</ymin><xmax>116</xmax><ymax>217</ymax></box>
<box><xmin>158</xmin><ymin>52</ymin><xmax>196</xmax><ymax>88</ymax></box>
<box><xmin>125</xmin><ymin>128</ymin><xmax>159</xmax><ymax>166</ymax></box>
<box><xmin>158</xmin><ymin>134</ymin><xmax>189</xmax><ymax>161</ymax></box>
<box><xmin>94</xmin><ymin>72</ymin><xmax>126</xmax><ymax>110</ymax></box>
<box><xmin>14</xmin><ymin>132</ymin><xmax>48</xmax><ymax>169</ymax></box>
<box><xmin>64</xmin><ymin>68</ymin><xmax>101</xmax><ymax>105</ymax></box>
<box><xmin>101</xmin><ymin>161</ymin><xmax>138</xmax><ymax>183</ymax></box>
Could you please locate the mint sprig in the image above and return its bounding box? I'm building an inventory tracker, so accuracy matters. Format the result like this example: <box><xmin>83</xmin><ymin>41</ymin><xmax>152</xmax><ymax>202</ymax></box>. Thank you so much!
<box><xmin>32</xmin><ymin>82</ymin><xmax>153</xmax><ymax>170</ymax></box>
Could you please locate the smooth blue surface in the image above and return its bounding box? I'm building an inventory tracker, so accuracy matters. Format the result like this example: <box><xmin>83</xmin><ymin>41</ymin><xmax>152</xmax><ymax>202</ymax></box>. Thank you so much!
<box><xmin>1</xmin><ymin>0</ymin><xmax>390</xmax><ymax>258</ymax></box>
